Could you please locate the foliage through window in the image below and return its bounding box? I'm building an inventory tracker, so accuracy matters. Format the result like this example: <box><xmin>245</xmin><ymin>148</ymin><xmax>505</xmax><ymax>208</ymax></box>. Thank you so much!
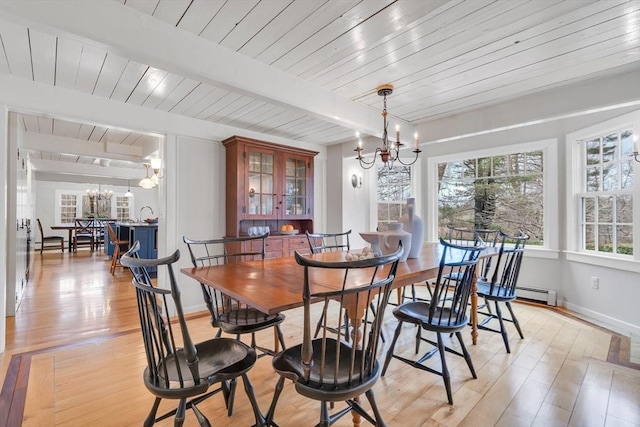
<box><xmin>438</xmin><ymin>151</ymin><xmax>544</xmax><ymax>244</ymax></box>
<box><xmin>579</xmin><ymin>129</ymin><xmax>634</xmax><ymax>255</ymax></box>
<box><xmin>377</xmin><ymin>165</ymin><xmax>411</xmax><ymax>231</ymax></box>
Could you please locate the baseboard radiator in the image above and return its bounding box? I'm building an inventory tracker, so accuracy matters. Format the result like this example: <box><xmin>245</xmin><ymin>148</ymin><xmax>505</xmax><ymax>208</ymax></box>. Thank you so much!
<box><xmin>516</xmin><ymin>286</ymin><xmax>557</xmax><ymax>306</ymax></box>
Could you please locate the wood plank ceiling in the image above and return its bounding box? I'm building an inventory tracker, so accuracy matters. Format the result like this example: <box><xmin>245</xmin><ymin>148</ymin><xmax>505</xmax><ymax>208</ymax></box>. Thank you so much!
<box><xmin>1</xmin><ymin>0</ymin><xmax>638</xmax><ymax>178</ymax></box>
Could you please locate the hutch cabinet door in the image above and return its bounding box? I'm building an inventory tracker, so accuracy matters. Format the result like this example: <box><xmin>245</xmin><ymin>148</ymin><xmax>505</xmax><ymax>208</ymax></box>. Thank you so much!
<box><xmin>245</xmin><ymin>147</ymin><xmax>277</xmax><ymax>219</ymax></box>
<box><xmin>282</xmin><ymin>153</ymin><xmax>312</xmax><ymax>219</ymax></box>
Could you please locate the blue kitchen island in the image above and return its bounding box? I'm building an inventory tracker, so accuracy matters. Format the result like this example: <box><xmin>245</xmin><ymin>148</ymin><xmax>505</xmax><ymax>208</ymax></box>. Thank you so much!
<box><xmin>104</xmin><ymin>222</ymin><xmax>158</xmax><ymax>275</ymax></box>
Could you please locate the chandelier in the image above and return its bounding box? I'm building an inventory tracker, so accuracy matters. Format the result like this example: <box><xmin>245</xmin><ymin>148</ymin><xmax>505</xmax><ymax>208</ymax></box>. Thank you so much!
<box><xmin>355</xmin><ymin>84</ymin><xmax>421</xmax><ymax>169</ymax></box>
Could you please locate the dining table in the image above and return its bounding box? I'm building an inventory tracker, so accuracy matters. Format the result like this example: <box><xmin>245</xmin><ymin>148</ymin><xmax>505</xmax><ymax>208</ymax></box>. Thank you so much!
<box><xmin>181</xmin><ymin>241</ymin><xmax>497</xmax><ymax>427</ymax></box>
<box><xmin>51</xmin><ymin>221</ymin><xmax>112</xmax><ymax>252</ymax></box>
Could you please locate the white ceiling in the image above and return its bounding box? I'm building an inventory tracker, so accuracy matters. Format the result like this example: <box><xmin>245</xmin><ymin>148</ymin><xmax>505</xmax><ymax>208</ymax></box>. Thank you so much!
<box><xmin>1</xmin><ymin>0</ymin><xmax>639</xmax><ymax>180</ymax></box>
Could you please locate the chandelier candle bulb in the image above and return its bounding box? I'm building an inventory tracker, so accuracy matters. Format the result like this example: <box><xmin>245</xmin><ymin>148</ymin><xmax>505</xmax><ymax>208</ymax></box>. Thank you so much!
<box><xmin>414</xmin><ymin>132</ymin><xmax>419</xmax><ymax>149</ymax></box>
<box><xmin>396</xmin><ymin>124</ymin><xmax>400</xmax><ymax>143</ymax></box>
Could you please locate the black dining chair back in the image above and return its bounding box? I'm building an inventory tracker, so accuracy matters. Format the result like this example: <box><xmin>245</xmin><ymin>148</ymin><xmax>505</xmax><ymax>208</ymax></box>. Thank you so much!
<box><xmin>476</xmin><ymin>230</ymin><xmax>529</xmax><ymax>353</ymax></box>
<box><xmin>120</xmin><ymin>242</ymin><xmax>265</xmax><ymax>427</ymax></box>
<box><xmin>183</xmin><ymin>234</ymin><xmax>286</xmax><ymax>359</ymax></box>
<box><xmin>382</xmin><ymin>238</ymin><xmax>485</xmax><ymax>405</ymax></box>
<box><xmin>73</xmin><ymin>218</ymin><xmax>95</xmax><ymax>252</ymax></box>
<box><xmin>445</xmin><ymin>225</ymin><xmax>500</xmax><ymax>280</ymax></box>
<box><xmin>306</xmin><ymin>229</ymin><xmax>351</xmax><ymax>253</ymax></box>
<box><xmin>37</xmin><ymin>218</ymin><xmax>64</xmax><ymax>253</ymax></box>
<box><xmin>265</xmin><ymin>247</ymin><xmax>401</xmax><ymax>427</ymax></box>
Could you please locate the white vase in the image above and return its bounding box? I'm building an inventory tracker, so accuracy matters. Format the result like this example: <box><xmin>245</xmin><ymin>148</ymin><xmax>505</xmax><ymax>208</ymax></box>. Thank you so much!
<box><xmin>399</xmin><ymin>197</ymin><xmax>424</xmax><ymax>258</ymax></box>
<box><xmin>380</xmin><ymin>223</ymin><xmax>411</xmax><ymax>262</ymax></box>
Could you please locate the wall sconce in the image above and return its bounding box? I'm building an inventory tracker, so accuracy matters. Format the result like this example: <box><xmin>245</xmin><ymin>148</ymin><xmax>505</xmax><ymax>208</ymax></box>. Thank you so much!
<box><xmin>150</xmin><ymin>158</ymin><xmax>163</xmax><ymax>185</ymax></box>
<box><xmin>351</xmin><ymin>173</ymin><xmax>362</xmax><ymax>189</ymax></box>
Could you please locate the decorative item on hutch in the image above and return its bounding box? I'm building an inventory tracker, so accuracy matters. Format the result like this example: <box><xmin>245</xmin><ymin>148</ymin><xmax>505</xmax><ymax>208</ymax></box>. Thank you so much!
<box><xmin>399</xmin><ymin>197</ymin><xmax>424</xmax><ymax>258</ymax></box>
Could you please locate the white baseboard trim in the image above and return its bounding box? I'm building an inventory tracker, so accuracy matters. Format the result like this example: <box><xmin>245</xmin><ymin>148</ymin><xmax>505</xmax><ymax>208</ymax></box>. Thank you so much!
<box><xmin>560</xmin><ymin>299</ymin><xmax>640</xmax><ymax>337</ymax></box>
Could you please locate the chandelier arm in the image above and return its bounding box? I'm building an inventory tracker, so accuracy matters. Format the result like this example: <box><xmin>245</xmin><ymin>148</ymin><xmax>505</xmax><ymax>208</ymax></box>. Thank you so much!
<box><xmin>395</xmin><ymin>151</ymin><xmax>421</xmax><ymax>166</ymax></box>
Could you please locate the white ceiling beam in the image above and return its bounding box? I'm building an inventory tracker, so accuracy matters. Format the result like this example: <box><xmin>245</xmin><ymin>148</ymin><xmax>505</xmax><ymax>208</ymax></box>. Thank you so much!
<box><xmin>0</xmin><ymin>74</ymin><xmax>325</xmax><ymax>154</ymax></box>
<box><xmin>24</xmin><ymin>131</ymin><xmax>144</xmax><ymax>162</ymax></box>
<box><xmin>30</xmin><ymin>158</ymin><xmax>143</xmax><ymax>180</ymax></box>
<box><xmin>0</xmin><ymin>0</ymin><xmax>415</xmax><ymax>141</ymax></box>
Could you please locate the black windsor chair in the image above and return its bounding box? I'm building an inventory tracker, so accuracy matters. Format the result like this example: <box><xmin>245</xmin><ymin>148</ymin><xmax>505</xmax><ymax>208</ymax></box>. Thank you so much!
<box><xmin>475</xmin><ymin>230</ymin><xmax>529</xmax><ymax>353</ymax></box>
<box><xmin>265</xmin><ymin>246</ymin><xmax>401</xmax><ymax>427</ymax></box>
<box><xmin>120</xmin><ymin>242</ymin><xmax>265</xmax><ymax>427</ymax></box>
<box><xmin>382</xmin><ymin>237</ymin><xmax>485</xmax><ymax>405</ymax></box>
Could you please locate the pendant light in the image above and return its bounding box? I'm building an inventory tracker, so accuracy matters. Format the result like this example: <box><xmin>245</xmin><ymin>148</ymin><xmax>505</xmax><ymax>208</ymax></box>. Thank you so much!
<box><xmin>139</xmin><ymin>164</ymin><xmax>155</xmax><ymax>189</ymax></box>
<box><xmin>125</xmin><ymin>180</ymin><xmax>133</xmax><ymax>197</ymax></box>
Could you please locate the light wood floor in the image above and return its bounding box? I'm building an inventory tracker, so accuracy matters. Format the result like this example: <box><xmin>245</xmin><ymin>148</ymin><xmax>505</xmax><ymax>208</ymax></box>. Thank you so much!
<box><xmin>1</xmin><ymin>250</ymin><xmax>639</xmax><ymax>427</ymax></box>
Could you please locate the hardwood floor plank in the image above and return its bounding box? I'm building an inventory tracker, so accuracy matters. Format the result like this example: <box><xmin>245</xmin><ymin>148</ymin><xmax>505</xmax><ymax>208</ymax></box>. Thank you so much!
<box><xmin>22</xmin><ymin>354</ymin><xmax>55</xmax><ymax>426</ymax></box>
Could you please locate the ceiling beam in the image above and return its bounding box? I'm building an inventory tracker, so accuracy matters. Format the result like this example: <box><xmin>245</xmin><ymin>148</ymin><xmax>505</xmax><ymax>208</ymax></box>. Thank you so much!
<box><xmin>0</xmin><ymin>0</ymin><xmax>415</xmax><ymax>141</ymax></box>
<box><xmin>24</xmin><ymin>131</ymin><xmax>144</xmax><ymax>162</ymax></box>
<box><xmin>30</xmin><ymin>158</ymin><xmax>144</xmax><ymax>180</ymax></box>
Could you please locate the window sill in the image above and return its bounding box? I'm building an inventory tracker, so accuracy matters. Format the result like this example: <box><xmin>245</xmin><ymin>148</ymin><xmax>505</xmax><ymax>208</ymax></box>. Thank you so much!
<box><xmin>565</xmin><ymin>251</ymin><xmax>640</xmax><ymax>273</ymax></box>
<box><xmin>523</xmin><ymin>247</ymin><xmax>560</xmax><ymax>259</ymax></box>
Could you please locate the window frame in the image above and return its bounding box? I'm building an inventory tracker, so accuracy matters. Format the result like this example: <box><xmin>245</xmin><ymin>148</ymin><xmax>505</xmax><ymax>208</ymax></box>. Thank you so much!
<box><xmin>427</xmin><ymin>138</ymin><xmax>558</xmax><ymax>258</ymax></box>
<box><xmin>565</xmin><ymin>110</ymin><xmax>640</xmax><ymax>272</ymax></box>
<box><xmin>368</xmin><ymin>157</ymin><xmax>421</xmax><ymax>229</ymax></box>
<box><xmin>55</xmin><ymin>190</ymin><xmax>134</xmax><ymax>225</ymax></box>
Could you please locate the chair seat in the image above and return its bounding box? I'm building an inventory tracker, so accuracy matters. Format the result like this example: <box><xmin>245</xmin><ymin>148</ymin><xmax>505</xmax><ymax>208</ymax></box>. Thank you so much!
<box><xmin>393</xmin><ymin>301</ymin><xmax>468</xmax><ymax>332</ymax></box>
<box><xmin>476</xmin><ymin>280</ymin><xmax>517</xmax><ymax>301</ymax></box>
<box><xmin>273</xmin><ymin>338</ymin><xmax>378</xmax><ymax>401</ymax></box>
<box><xmin>147</xmin><ymin>337</ymin><xmax>257</xmax><ymax>398</ymax></box>
<box><xmin>218</xmin><ymin>309</ymin><xmax>285</xmax><ymax>334</ymax></box>
<box><xmin>43</xmin><ymin>236</ymin><xmax>64</xmax><ymax>241</ymax></box>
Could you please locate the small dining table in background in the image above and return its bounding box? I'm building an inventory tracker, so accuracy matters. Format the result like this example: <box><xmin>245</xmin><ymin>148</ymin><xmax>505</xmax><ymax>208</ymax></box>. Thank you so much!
<box><xmin>51</xmin><ymin>221</ymin><xmax>111</xmax><ymax>252</ymax></box>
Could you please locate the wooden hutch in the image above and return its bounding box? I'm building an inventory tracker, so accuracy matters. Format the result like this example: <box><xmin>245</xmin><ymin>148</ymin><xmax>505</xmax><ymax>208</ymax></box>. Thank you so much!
<box><xmin>223</xmin><ymin>136</ymin><xmax>318</xmax><ymax>259</ymax></box>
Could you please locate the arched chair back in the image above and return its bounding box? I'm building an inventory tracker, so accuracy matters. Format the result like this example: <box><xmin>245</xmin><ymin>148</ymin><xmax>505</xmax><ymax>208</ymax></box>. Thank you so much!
<box><xmin>120</xmin><ymin>242</ymin><xmax>264</xmax><ymax>426</ymax></box>
<box><xmin>306</xmin><ymin>230</ymin><xmax>351</xmax><ymax>254</ymax></box>
<box><xmin>476</xmin><ymin>230</ymin><xmax>529</xmax><ymax>353</ymax></box>
<box><xmin>266</xmin><ymin>247</ymin><xmax>401</xmax><ymax>426</ymax></box>
<box><xmin>383</xmin><ymin>238</ymin><xmax>485</xmax><ymax>404</ymax></box>
<box><xmin>182</xmin><ymin>233</ymin><xmax>286</xmax><ymax>358</ymax></box>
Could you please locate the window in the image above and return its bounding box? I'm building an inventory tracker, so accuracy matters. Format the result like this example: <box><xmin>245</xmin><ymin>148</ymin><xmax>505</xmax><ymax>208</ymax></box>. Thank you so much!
<box><xmin>60</xmin><ymin>194</ymin><xmax>78</xmax><ymax>224</ymax></box>
<box><xmin>375</xmin><ymin>165</ymin><xmax>412</xmax><ymax>231</ymax></box>
<box><xmin>566</xmin><ymin>110</ymin><xmax>639</xmax><ymax>270</ymax></box>
<box><xmin>428</xmin><ymin>139</ymin><xmax>557</xmax><ymax>252</ymax></box>
<box><xmin>55</xmin><ymin>190</ymin><xmax>134</xmax><ymax>225</ymax></box>
<box><xmin>437</xmin><ymin>151</ymin><xmax>544</xmax><ymax>244</ymax></box>
<box><xmin>574</xmin><ymin>118</ymin><xmax>636</xmax><ymax>256</ymax></box>
<box><xmin>116</xmin><ymin>196</ymin><xmax>131</xmax><ymax>222</ymax></box>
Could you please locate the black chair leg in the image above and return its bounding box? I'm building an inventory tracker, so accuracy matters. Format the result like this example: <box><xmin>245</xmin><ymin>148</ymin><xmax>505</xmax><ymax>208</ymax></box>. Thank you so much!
<box><xmin>506</xmin><ymin>301</ymin><xmax>524</xmax><ymax>339</ymax></box>
<box><xmin>319</xmin><ymin>401</ymin><xmax>330</xmax><ymax>427</ymax></box>
<box><xmin>455</xmin><ymin>331</ymin><xmax>476</xmax><ymax>378</ymax></box>
<box><xmin>241</xmin><ymin>373</ymin><xmax>266</xmax><ymax>427</ymax></box>
<box><xmin>191</xmin><ymin>403</ymin><xmax>210</xmax><ymax>427</ymax></box>
<box><xmin>175</xmin><ymin>398</ymin><xmax>187</xmax><ymax>427</ymax></box>
<box><xmin>276</xmin><ymin>325</ymin><xmax>286</xmax><ymax>351</ymax></box>
<box><xmin>365</xmin><ymin>388</ymin><xmax>387</xmax><ymax>427</ymax></box>
<box><xmin>494</xmin><ymin>302</ymin><xmax>511</xmax><ymax>353</ymax></box>
<box><xmin>266</xmin><ymin>376</ymin><xmax>285</xmax><ymax>426</ymax></box>
<box><xmin>382</xmin><ymin>321</ymin><xmax>403</xmax><ymax>376</ymax></box>
<box><xmin>436</xmin><ymin>333</ymin><xmax>453</xmax><ymax>405</ymax></box>
<box><xmin>144</xmin><ymin>397</ymin><xmax>162</xmax><ymax>427</ymax></box>
<box><xmin>227</xmin><ymin>377</ymin><xmax>237</xmax><ymax>416</ymax></box>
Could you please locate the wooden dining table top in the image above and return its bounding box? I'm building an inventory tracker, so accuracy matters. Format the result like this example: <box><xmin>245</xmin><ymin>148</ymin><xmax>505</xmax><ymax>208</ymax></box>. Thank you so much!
<box><xmin>180</xmin><ymin>242</ymin><xmax>449</xmax><ymax>316</ymax></box>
